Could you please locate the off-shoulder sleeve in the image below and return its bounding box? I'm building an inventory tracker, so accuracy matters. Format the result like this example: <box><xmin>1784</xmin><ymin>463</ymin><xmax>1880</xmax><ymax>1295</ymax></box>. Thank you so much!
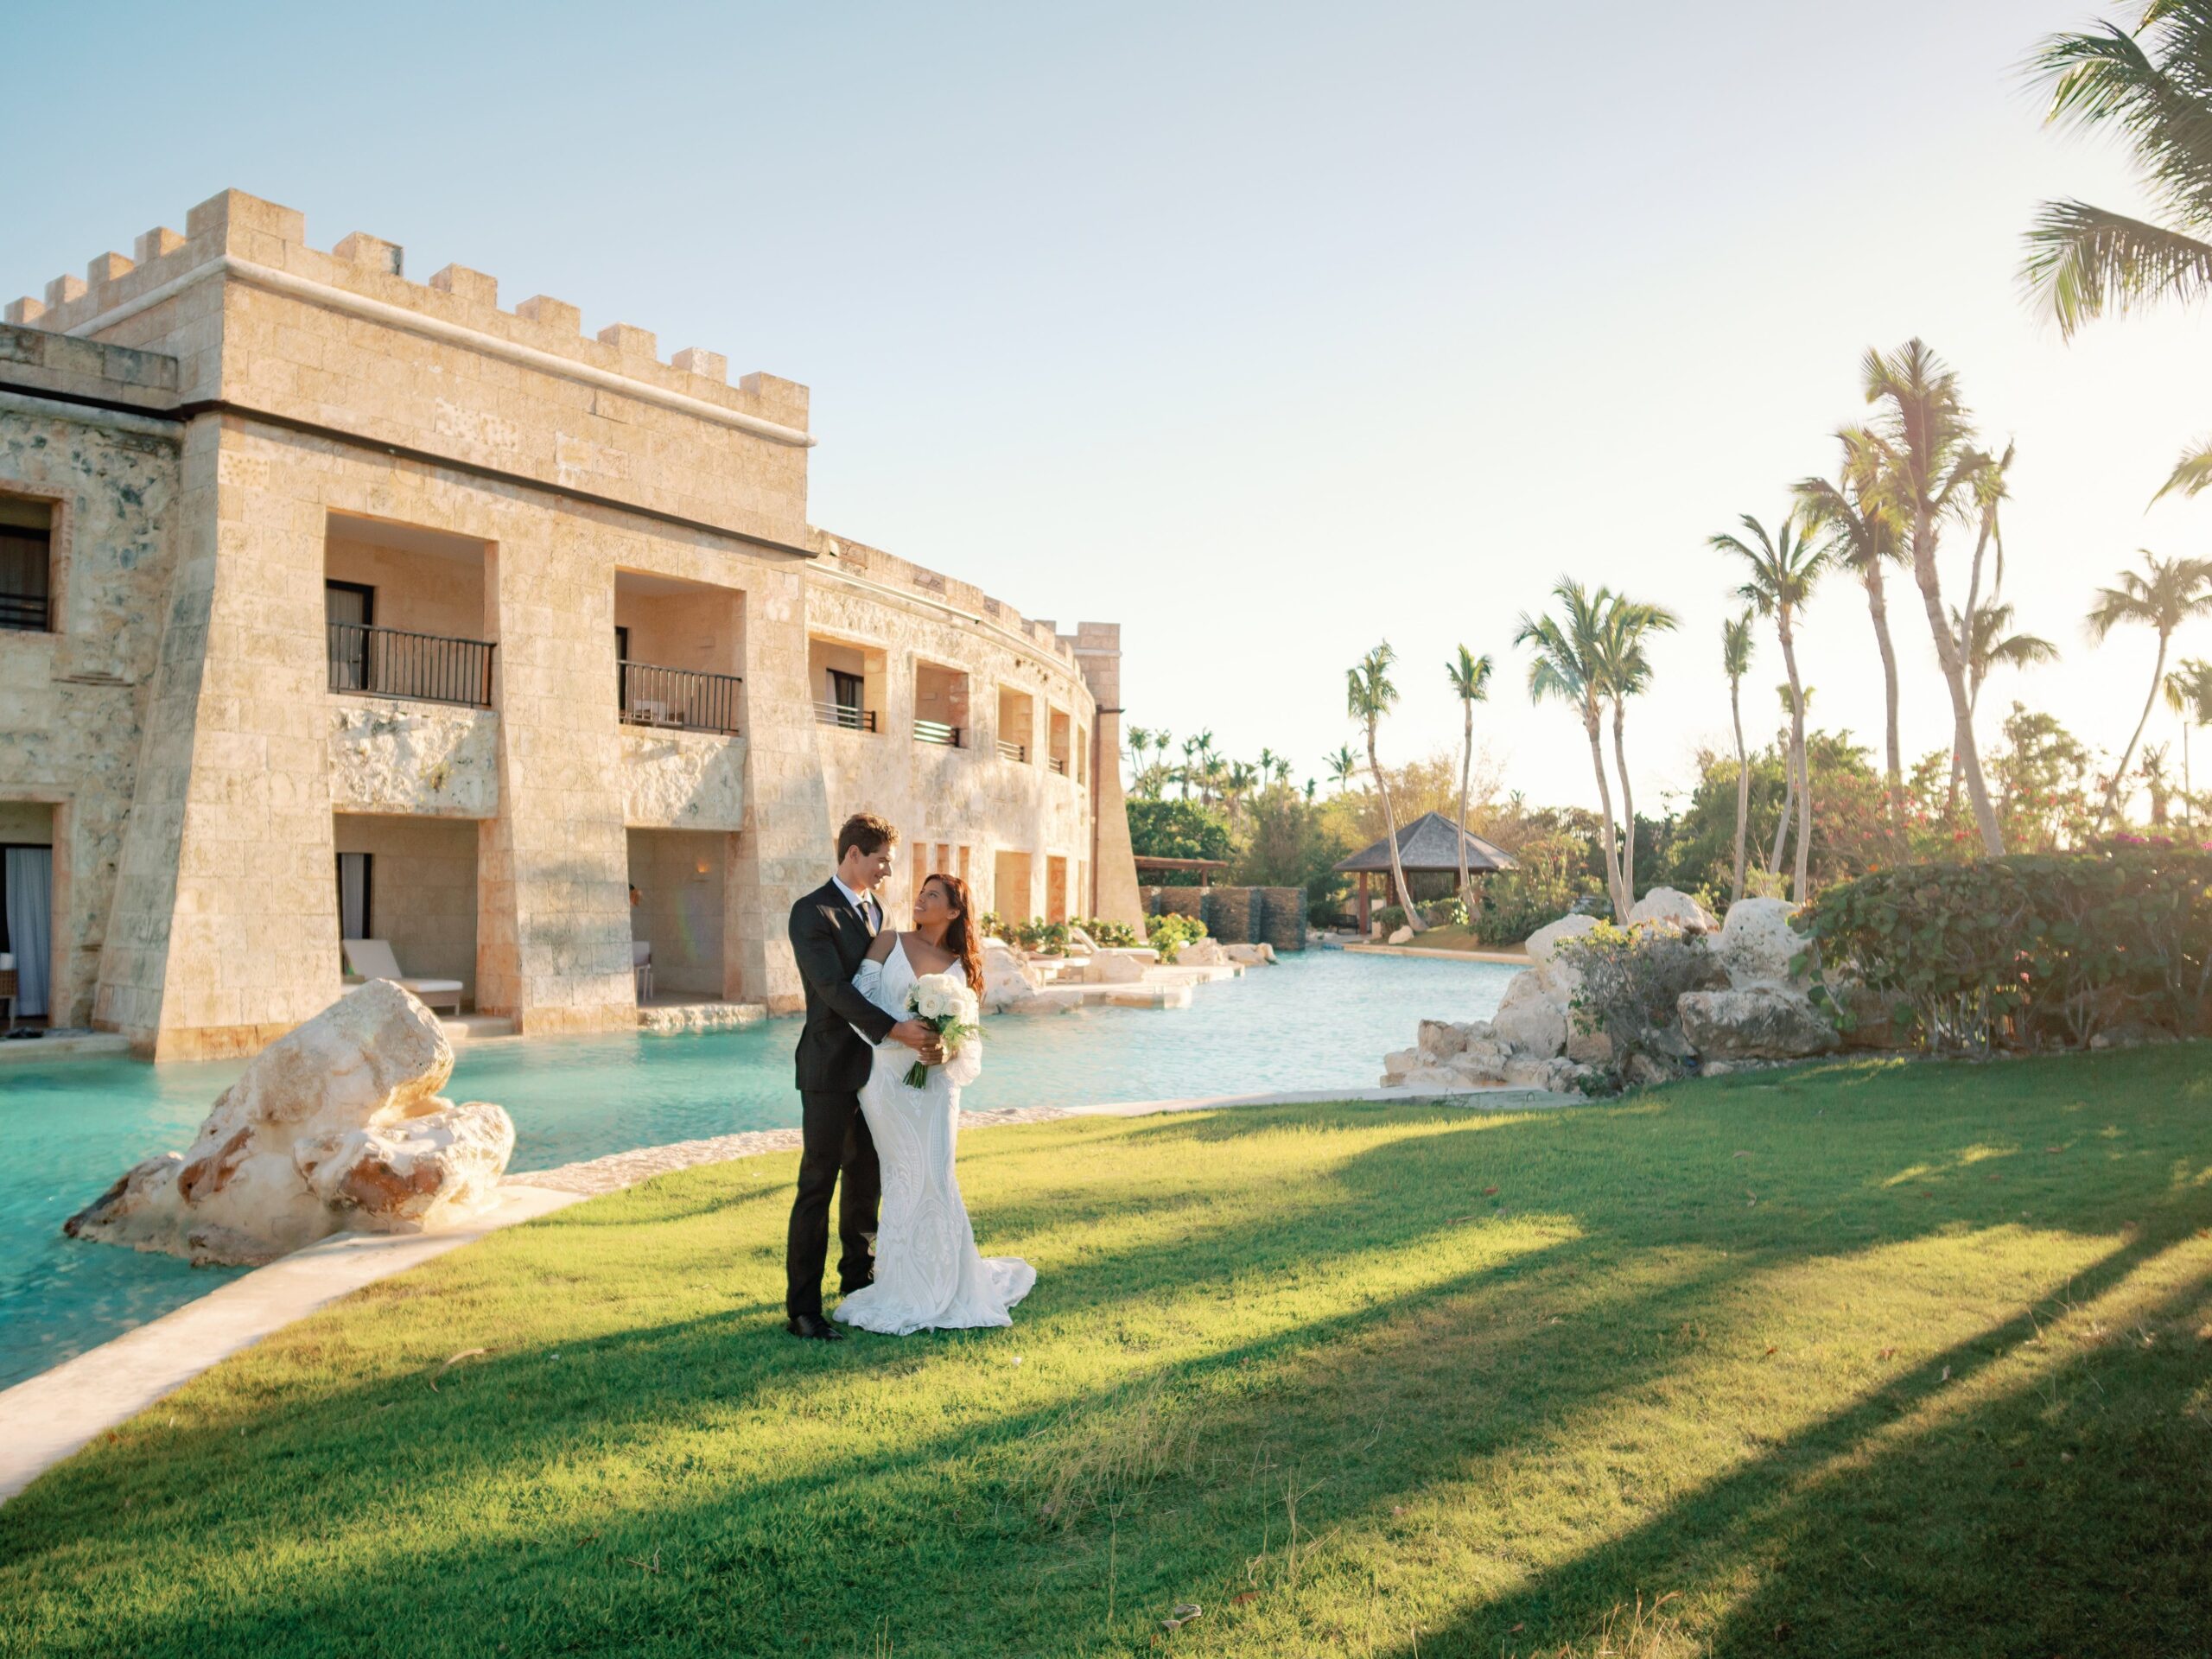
<box><xmin>851</xmin><ymin>958</ymin><xmax>887</xmax><ymax>1042</ymax></box>
<box><xmin>944</xmin><ymin>1026</ymin><xmax>983</xmax><ymax>1088</ymax></box>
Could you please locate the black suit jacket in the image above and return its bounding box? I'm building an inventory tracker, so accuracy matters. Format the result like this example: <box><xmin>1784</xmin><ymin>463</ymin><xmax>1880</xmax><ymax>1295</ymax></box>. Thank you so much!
<box><xmin>789</xmin><ymin>880</ymin><xmax>899</xmax><ymax>1092</ymax></box>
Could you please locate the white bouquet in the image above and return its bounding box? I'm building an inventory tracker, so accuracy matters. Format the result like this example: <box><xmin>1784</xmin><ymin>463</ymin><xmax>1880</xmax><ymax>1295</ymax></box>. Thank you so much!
<box><xmin>904</xmin><ymin>970</ymin><xmax>981</xmax><ymax>1089</ymax></box>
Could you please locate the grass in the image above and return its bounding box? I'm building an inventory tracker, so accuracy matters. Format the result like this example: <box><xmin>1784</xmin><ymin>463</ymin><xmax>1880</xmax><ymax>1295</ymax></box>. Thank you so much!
<box><xmin>4</xmin><ymin>1047</ymin><xmax>2210</xmax><ymax>1656</ymax></box>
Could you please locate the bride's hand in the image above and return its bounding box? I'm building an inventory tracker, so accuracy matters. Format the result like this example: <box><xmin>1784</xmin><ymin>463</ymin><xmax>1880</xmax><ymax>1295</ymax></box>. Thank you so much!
<box><xmin>888</xmin><ymin>1020</ymin><xmax>945</xmax><ymax>1064</ymax></box>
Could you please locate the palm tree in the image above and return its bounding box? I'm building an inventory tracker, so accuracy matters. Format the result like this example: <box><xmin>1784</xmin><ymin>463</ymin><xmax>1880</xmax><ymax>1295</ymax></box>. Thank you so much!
<box><xmin>2022</xmin><ymin>7</ymin><xmax>2212</xmax><ymax>498</ymax></box>
<box><xmin>1586</xmin><ymin>595</ymin><xmax>1677</xmax><ymax>902</ymax></box>
<box><xmin>1325</xmin><ymin>744</ymin><xmax>1358</xmax><ymax>792</ymax></box>
<box><xmin>1516</xmin><ymin>578</ymin><xmax>1630</xmax><ymax>920</ymax></box>
<box><xmin>1796</xmin><ymin>428</ymin><xmax>1907</xmax><ymax>830</ymax></box>
<box><xmin>2086</xmin><ymin>551</ymin><xmax>2212</xmax><ymax>826</ymax></box>
<box><xmin>1224</xmin><ymin>760</ymin><xmax>1261</xmax><ymax>819</ymax></box>
<box><xmin>1712</xmin><ymin>512</ymin><xmax>1828</xmax><ymax>900</ymax></box>
<box><xmin>1859</xmin><ymin>340</ymin><xmax>2006</xmax><ymax>855</ymax></box>
<box><xmin>1948</xmin><ymin>597</ymin><xmax>2061</xmax><ymax>816</ymax></box>
<box><xmin>2141</xmin><ymin>742</ymin><xmax>2174</xmax><ymax>825</ymax></box>
<box><xmin>1346</xmin><ymin>643</ymin><xmax>1424</xmax><ymax>931</ymax></box>
<box><xmin>1446</xmin><ymin>645</ymin><xmax>1495</xmax><ymax>912</ymax></box>
<box><xmin>1721</xmin><ymin>612</ymin><xmax>1756</xmax><ymax>905</ymax></box>
<box><xmin>2164</xmin><ymin>656</ymin><xmax>2212</xmax><ymax>825</ymax></box>
<box><xmin>1124</xmin><ymin>725</ymin><xmax>1153</xmax><ymax>796</ymax></box>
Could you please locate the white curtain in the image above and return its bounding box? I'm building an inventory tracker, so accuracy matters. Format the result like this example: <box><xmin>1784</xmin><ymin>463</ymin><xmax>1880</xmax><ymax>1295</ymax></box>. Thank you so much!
<box><xmin>337</xmin><ymin>853</ymin><xmax>370</xmax><ymax>940</ymax></box>
<box><xmin>4</xmin><ymin>846</ymin><xmax>52</xmax><ymax>1019</ymax></box>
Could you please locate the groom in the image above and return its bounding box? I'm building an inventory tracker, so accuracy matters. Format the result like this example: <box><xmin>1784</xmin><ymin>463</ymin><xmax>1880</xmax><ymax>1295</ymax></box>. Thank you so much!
<box><xmin>784</xmin><ymin>813</ymin><xmax>944</xmax><ymax>1340</ymax></box>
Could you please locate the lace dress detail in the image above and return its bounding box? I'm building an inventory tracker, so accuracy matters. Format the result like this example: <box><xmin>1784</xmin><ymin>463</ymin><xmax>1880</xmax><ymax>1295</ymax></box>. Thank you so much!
<box><xmin>833</xmin><ymin>938</ymin><xmax>1035</xmax><ymax>1334</ymax></box>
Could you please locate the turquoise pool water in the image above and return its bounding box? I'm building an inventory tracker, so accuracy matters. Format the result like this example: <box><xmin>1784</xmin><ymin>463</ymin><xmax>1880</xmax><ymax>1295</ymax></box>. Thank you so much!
<box><xmin>0</xmin><ymin>950</ymin><xmax>1514</xmax><ymax>1387</ymax></box>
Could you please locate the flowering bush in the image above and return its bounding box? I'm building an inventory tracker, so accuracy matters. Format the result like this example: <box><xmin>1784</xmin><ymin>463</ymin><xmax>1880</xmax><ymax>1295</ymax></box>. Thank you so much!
<box><xmin>1797</xmin><ymin>847</ymin><xmax>2212</xmax><ymax>1053</ymax></box>
<box><xmin>1555</xmin><ymin>921</ymin><xmax>1727</xmax><ymax>1090</ymax></box>
<box><xmin>1146</xmin><ymin>912</ymin><xmax>1209</xmax><ymax>963</ymax></box>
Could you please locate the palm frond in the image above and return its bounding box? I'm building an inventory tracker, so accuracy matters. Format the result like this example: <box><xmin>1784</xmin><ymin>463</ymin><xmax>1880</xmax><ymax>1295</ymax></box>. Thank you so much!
<box><xmin>2027</xmin><ymin>4</ymin><xmax>2212</xmax><ymax>227</ymax></box>
<box><xmin>2022</xmin><ymin>200</ymin><xmax>2212</xmax><ymax>335</ymax></box>
<box><xmin>2153</xmin><ymin>432</ymin><xmax>2212</xmax><ymax>499</ymax></box>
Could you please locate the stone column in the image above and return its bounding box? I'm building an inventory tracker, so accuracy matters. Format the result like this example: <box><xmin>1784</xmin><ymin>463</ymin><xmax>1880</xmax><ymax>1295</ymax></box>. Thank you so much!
<box><xmin>1071</xmin><ymin>621</ymin><xmax>1143</xmax><ymax>927</ymax></box>
<box><xmin>730</xmin><ymin>561</ymin><xmax>830</xmax><ymax>1013</ymax></box>
<box><xmin>477</xmin><ymin>531</ymin><xmax>635</xmax><ymax>1033</ymax></box>
<box><xmin>97</xmin><ymin>421</ymin><xmax>342</xmax><ymax>1058</ymax></box>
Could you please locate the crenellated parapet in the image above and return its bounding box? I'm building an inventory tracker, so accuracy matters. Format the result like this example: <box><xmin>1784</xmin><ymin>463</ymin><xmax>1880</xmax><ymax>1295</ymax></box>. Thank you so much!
<box><xmin>814</xmin><ymin>531</ymin><xmax>1079</xmax><ymax>666</ymax></box>
<box><xmin>4</xmin><ymin>188</ymin><xmax>810</xmax><ymax>441</ymax></box>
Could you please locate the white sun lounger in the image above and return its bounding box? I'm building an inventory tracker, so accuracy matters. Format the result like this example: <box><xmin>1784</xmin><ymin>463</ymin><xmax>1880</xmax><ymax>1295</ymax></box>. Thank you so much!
<box><xmin>341</xmin><ymin>938</ymin><xmax>464</xmax><ymax>1014</ymax></box>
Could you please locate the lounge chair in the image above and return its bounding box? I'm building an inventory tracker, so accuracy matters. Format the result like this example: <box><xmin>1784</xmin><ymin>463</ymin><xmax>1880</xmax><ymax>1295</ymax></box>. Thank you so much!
<box><xmin>342</xmin><ymin>938</ymin><xmax>464</xmax><ymax>1014</ymax></box>
<box><xmin>632</xmin><ymin>938</ymin><xmax>653</xmax><ymax>1002</ymax></box>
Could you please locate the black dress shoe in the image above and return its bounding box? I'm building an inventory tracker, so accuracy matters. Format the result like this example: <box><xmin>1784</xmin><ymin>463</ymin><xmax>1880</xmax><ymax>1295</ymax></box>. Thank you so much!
<box><xmin>786</xmin><ymin>1313</ymin><xmax>845</xmax><ymax>1341</ymax></box>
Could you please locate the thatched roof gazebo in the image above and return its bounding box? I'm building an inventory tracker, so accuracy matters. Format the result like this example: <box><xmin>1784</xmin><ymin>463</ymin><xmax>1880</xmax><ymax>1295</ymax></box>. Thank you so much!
<box><xmin>1332</xmin><ymin>811</ymin><xmax>1517</xmax><ymax>931</ymax></box>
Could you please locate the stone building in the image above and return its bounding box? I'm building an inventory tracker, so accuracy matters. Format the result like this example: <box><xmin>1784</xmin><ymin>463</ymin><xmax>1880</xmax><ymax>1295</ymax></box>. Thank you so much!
<box><xmin>0</xmin><ymin>189</ymin><xmax>1141</xmax><ymax>1060</ymax></box>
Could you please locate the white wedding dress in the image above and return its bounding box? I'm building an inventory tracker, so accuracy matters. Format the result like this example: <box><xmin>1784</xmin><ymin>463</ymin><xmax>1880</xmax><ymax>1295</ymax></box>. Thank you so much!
<box><xmin>833</xmin><ymin>937</ymin><xmax>1036</xmax><ymax>1334</ymax></box>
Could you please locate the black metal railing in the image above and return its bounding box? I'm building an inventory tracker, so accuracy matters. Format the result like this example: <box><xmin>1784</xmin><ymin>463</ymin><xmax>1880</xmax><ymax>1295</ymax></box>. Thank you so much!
<box><xmin>619</xmin><ymin>660</ymin><xmax>742</xmax><ymax>735</ymax></box>
<box><xmin>813</xmin><ymin>700</ymin><xmax>877</xmax><ymax>732</ymax></box>
<box><xmin>327</xmin><ymin>621</ymin><xmax>494</xmax><ymax>708</ymax></box>
<box><xmin>997</xmin><ymin>738</ymin><xmax>1027</xmax><ymax>763</ymax></box>
<box><xmin>1047</xmin><ymin>754</ymin><xmax>1068</xmax><ymax>775</ymax></box>
<box><xmin>915</xmin><ymin>719</ymin><xmax>963</xmax><ymax>748</ymax></box>
<box><xmin>0</xmin><ymin>593</ymin><xmax>49</xmax><ymax>632</ymax></box>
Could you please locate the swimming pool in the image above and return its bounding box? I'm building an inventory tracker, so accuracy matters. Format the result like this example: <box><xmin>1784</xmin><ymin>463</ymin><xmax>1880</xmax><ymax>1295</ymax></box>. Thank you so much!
<box><xmin>0</xmin><ymin>950</ymin><xmax>1515</xmax><ymax>1387</ymax></box>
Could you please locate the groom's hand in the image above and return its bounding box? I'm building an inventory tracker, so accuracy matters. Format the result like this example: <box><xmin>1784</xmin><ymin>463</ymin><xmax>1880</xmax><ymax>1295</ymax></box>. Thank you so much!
<box><xmin>889</xmin><ymin>1020</ymin><xmax>946</xmax><ymax>1064</ymax></box>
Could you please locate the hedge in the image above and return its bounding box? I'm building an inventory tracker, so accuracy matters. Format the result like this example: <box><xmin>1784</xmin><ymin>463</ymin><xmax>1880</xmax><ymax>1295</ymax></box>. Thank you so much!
<box><xmin>1796</xmin><ymin>847</ymin><xmax>2212</xmax><ymax>1054</ymax></box>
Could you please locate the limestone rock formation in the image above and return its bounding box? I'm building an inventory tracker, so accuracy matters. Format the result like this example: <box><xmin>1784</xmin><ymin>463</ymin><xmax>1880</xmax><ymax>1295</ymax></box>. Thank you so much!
<box><xmin>1627</xmin><ymin>887</ymin><xmax>1720</xmax><ymax>935</ymax></box>
<box><xmin>1717</xmin><ymin>898</ymin><xmax>1806</xmax><ymax>988</ymax></box>
<box><xmin>1492</xmin><ymin>969</ymin><xmax>1568</xmax><ymax>1058</ymax></box>
<box><xmin>1526</xmin><ymin>912</ymin><xmax>1600</xmax><ymax>969</ymax></box>
<box><xmin>1179</xmin><ymin>938</ymin><xmax>1230</xmax><ymax>967</ymax></box>
<box><xmin>981</xmin><ymin>940</ymin><xmax>1044</xmax><ymax>1011</ymax></box>
<box><xmin>1677</xmin><ymin>985</ymin><xmax>1839</xmax><ymax>1061</ymax></box>
<box><xmin>64</xmin><ymin>980</ymin><xmax>514</xmax><ymax>1267</ymax></box>
<box><xmin>1388</xmin><ymin>925</ymin><xmax>1414</xmax><ymax>945</ymax></box>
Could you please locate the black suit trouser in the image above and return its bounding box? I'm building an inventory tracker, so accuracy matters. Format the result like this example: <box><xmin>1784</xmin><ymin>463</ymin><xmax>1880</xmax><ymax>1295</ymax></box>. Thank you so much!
<box><xmin>785</xmin><ymin>1087</ymin><xmax>880</xmax><ymax>1318</ymax></box>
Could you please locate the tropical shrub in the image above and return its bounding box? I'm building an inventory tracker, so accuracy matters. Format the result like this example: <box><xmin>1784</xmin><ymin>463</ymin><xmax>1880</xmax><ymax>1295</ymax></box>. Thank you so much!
<box><xmin>1556</xmin><ymin>922</ymin><xmax>1727</xmax><ymax>1090</ymax></box>
<box><xmin>1145</xmin><ymin>912</ymin><xmax>1209</xmax><ymax>963</ymax></box>
<box><xmin>1126</xmin><ymin>799</ymin><xmax>1234</xmax><ymax>885</ymax></box>
<box><xmin>1798</xmin><ymin>847</ymin><xmax>2212</xmax><ymax>1053</ymax></box>
<box><xmin>1372</xmin><ymin>905</ymin><xmax>1408</xmax><ymax>934</ymax></box>
<box><xmin>1471</xmin><ymin>829</ymin><xmax>1600</xmax><ymax>944</ymax></box>
<box><xmin>1422</xmin><ymin>896</ymin><xmax>1468</xmax><ymax>929</ymax></box>
<box><xmin>1074</xmin><ymin>917</ymin><xmax>1141</xmax><ymax>948</ymax></box>
<box><xmin>1009</xmin><ymin>918</ymin><xmax>1071</xmax><ymax>956</ymax></box>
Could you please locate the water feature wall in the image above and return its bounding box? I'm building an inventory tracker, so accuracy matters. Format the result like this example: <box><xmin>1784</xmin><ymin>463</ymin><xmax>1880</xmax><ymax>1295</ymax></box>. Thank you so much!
<box><xmin>1140</xmin><ymin>885</ymin><xmax>1306</xmax><ymax>950</ymax></box>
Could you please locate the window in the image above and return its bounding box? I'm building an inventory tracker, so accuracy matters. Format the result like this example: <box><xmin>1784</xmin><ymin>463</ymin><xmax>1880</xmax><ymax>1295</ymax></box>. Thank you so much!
<box><xmin>0</xmin><ymin>498</ymin><xmax>54</xmax><ymax>632</ymax></box>
<box><xmin>336</xmin><ymin>852</ymin><xmax>373</xmax><ymax>940</ymax></box>
<box><xmin>828</xmin><ymin>669</ymin><xmax>864</xmax><ymax>714</ymax></box>
<box><xmin>614</xmin><ymin>625</ymin><xmax>631</xmax><ymax>713</ymax></box>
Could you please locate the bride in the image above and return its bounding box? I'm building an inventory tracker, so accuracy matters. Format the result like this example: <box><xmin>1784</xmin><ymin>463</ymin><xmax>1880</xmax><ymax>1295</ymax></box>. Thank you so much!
<box><xmin>835</xmin><ymin>871</ymin><xmax>1035</xmax><ymax>1334</ymax></box>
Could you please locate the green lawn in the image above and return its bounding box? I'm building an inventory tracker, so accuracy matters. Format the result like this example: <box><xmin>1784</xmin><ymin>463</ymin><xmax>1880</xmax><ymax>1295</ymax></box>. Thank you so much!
<box><xmin>5</xmin><ymin>1050</ymin><xmax>2210</xmax><ymax>1657</ymax></box>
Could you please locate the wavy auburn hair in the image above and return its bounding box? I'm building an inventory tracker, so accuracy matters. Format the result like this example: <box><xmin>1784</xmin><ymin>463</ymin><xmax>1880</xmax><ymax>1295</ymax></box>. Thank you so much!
<box><xmin>923</xmin><ymin>872</ymin><xmax>984</xmax><ymax>995</ymax></box>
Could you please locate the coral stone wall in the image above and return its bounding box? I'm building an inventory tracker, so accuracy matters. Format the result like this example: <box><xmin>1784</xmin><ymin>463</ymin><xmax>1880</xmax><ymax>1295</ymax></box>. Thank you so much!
<box><xmin>328</xmin><ymin>697</ymin><xmax>499</xmax><ymax>819</ymax></box>
<box><xmin>804</xmin><ymin>556</ymin><xmax>1093</xmax><ymax>926</ymax></box>
<box><xmin>0</xmin><ymin>330</ymin><xmax>181</xmax><ymax>1028</ymax></box>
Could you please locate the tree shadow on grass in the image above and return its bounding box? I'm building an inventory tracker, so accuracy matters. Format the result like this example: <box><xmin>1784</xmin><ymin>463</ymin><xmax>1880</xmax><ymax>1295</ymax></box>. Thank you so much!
<box><xmin>4</xmin><ymin>1052</ymin><xmax>2206</xmax><ymax>1656</ymax></box>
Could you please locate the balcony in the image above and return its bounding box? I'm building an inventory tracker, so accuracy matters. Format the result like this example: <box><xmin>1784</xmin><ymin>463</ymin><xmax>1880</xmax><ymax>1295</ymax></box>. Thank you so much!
<box><xmin>997</xmin><ymin>739</ymin><xmax>1027</xmax><ymax>763</ymax></box>
<box><xmin>813</xmin><ymin>700</ymin><xmax>877</xmax><ymax>733</ymax></box>
<box><xmin>915</xmin><ymin>719</ymin><xmax>963</xmax><ymax>749</ymax></box>
<box><xmin>327</xmin><ymin>622</ymin><xmax>495</xmax><ymax>709</ymax></box>
<box><xmin>620</xmin><ymin>660</ymin><xmax>742</xmax><ymax>735</ymax></box>
<box><xmin>1047</xmin><ymin>755</ymin><xmax>1068</xmax><ymax>776</ymax></box>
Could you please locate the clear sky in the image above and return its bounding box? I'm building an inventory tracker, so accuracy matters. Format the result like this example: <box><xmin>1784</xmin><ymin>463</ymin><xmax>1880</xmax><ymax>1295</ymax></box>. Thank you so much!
<box><xmin>5</xmin><ymin>1</ymin><xmax>2202</xmax><ymax>811</ymax></box>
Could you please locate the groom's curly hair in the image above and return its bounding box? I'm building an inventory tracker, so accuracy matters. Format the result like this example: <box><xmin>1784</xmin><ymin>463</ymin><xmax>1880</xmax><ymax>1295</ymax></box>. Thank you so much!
<box><xmin>836</xmin><ymin>813</ymin><xmax>898</xmax><ymax>860</ymax></box>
